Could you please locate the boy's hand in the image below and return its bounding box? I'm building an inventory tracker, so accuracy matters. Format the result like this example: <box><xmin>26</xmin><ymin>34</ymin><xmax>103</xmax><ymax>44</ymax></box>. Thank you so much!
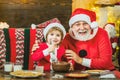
<box><xmin>48</xmin><ymin>40</ymin><xmax>57</xmax><ymax>53</ymax></box>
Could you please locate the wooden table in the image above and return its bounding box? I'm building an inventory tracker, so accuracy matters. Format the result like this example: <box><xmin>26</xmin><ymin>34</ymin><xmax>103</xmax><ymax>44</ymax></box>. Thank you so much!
<box><xmin>0</xmin><ymin>70</ymin><xmax>119</xmax><ymax>80</ymax></box>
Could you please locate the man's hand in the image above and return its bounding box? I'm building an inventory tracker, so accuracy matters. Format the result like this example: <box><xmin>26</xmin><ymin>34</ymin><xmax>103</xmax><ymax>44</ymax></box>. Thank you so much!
<box><xmin>65</xmin><ymin>49</ymin><xmax>83</xmax><ymax>64</ymax></box>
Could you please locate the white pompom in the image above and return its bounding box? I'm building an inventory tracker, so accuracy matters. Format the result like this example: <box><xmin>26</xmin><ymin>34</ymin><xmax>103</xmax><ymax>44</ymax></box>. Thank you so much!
<box><xmin>91</xmin><ymin>21</ymin><xmax>98</xmax><ymax>29</ymax></box>
<box><xmin>112</xmin><ymin>42</ymin><xmax>117</xmax><ymax>49</ymax></box>
<box><xmin>31</xmin><ymin>24</ymin><xmax>36</xmax><ymax>29</ymax></box>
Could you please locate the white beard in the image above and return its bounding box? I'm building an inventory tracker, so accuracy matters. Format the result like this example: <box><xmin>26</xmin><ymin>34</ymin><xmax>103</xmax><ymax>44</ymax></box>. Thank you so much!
<box><xmin>73</xmin><ymin>29</ymin><xmax>91</xmax><ymax>41</ymax></box>
<box><xmin>69</xmin><ymin>28</ymin><xmax>98</xmax><ymax>41</ymax></box>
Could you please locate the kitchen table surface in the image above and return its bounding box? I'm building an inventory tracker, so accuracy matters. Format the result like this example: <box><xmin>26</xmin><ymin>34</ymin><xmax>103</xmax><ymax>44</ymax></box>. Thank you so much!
<box><xmin>0</xmin><ymin>70</ymin><xmax>120</xmax><ymax>80</ymax></box>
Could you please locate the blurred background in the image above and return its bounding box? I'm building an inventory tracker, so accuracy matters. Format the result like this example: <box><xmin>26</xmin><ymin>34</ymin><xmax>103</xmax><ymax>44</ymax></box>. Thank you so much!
<box><xmin>0</xmin><ymin>0</ymin><xmax>119</xmax><ymax>32</ymax></box>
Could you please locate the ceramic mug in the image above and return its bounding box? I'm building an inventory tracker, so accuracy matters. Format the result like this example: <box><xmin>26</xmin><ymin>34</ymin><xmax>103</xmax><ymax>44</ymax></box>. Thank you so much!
<box><xmin>13</xmin><ymin>64</ymin><xmax>22</xmax><ymax>71</ymax></box>
<box><xmin>4</xmin><ymin>62</ymin><xmax>13</xmax><ymax>72</ymax></box>
<box><xmin>35</xmin><ymin>66</ymin><xmax>44</xmax><ymax>73</ymax></box>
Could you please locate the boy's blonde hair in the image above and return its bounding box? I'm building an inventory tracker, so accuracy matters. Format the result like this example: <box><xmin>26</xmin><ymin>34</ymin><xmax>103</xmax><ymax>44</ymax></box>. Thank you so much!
<box><xmin>46</xmin><ymin>26</ymin><xmax>64</xmax><ymax>40</ymax></box>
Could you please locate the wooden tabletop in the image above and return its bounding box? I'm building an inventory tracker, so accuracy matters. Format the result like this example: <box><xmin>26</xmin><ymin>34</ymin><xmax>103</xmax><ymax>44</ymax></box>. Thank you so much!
<box><xmin>0</xmin><ymin>70</ymin><xmax>119</xmax><ymax>80</ymax></box>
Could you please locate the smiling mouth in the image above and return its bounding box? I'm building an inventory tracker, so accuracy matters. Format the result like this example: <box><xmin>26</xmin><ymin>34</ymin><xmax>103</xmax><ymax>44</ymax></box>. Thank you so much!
<box><xmin>79</xmin><ymin>31</ymin><xmax>87</xmax><ymax>34</ymax></box>
<box><xmin>53</xmin><ymin>40</ymin><xmax>58</xmax><ymax>43</ymax></box>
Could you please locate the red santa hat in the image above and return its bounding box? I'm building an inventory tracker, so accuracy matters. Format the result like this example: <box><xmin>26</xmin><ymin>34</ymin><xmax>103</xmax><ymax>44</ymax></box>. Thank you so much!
<box><xmin>43</xmin><ymin>22</ymin><xmax>66</xmax><ymax>40</ymax></box>
<box><xmin>103</xmin><ymin>23</ymin><xmax>115</xmax><ymax>29</ymax></box>
<box><xmin>69</xmin><ymin>8</ymin><xmax>98</xmax><ymax>29</ymax></box>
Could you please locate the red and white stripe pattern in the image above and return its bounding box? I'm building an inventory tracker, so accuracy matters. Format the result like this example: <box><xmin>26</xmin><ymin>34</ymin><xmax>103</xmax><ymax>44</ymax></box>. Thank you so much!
<box><xmin>15</xmin><ymin>29</ymin><xmax>24</xmax><ymax>65</ymax></box>
<box><xmin>37</xmin><ymin>18</ymin><xmax>61</xmax><ymax>28</ymax></box>
<box><xmin>36</xmin><ymin>28</ymin><xmax>44</xmax><ymax>44</ymax></box>
<box><xmin>0</xmin><ymin>29</ymin><xmax>6</xmax><ymax>69</ymax></box>
<box><xmin>32</xmin><ymin>28</ymin><xmax>44</xmax><ymax>68</ymax></box>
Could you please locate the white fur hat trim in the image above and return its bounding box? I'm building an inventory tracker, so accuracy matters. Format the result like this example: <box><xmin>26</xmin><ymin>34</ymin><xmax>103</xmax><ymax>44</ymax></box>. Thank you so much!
<box><xmin>43</xmin><ymin>23</ymin><xmax>66</xmax><ymax>40</ymax></box>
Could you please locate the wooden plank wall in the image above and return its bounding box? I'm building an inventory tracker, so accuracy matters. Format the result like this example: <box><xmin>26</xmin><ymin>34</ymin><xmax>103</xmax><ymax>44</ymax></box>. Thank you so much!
<box><xmin>0</xmin><ymin>0</ymin><xmax>72</xmax><ymax>31</ymax></box>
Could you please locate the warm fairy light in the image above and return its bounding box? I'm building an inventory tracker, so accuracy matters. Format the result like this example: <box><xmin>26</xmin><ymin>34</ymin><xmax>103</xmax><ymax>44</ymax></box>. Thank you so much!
<box><xmin>116</xmin><ymin>20</ymin><xmax>120</xmax><ymax>36</ymax></box>
<box><xmin>91</xmin><ymin>6</ymin><xmax>100</xmax><ymax>22</ymax></box>
<box><xmin>107</xmin><ymin>7</ymin><xmax>115</xmax><ymax>22</ymax></box>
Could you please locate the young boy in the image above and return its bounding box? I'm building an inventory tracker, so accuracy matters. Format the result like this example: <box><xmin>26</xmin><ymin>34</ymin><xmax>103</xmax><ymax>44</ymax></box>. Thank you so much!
<box><xmin>31</xmin><ymin>22</ymin><xmax>67</xmax><ymax>71</ymax></box>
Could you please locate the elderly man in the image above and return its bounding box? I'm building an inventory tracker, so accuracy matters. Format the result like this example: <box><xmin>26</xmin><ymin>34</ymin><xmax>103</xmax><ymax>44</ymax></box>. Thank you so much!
<box><xmin>61</xmin><ymin>8</ymin><xmax>115</xmax><ymax>71</ymax></box>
